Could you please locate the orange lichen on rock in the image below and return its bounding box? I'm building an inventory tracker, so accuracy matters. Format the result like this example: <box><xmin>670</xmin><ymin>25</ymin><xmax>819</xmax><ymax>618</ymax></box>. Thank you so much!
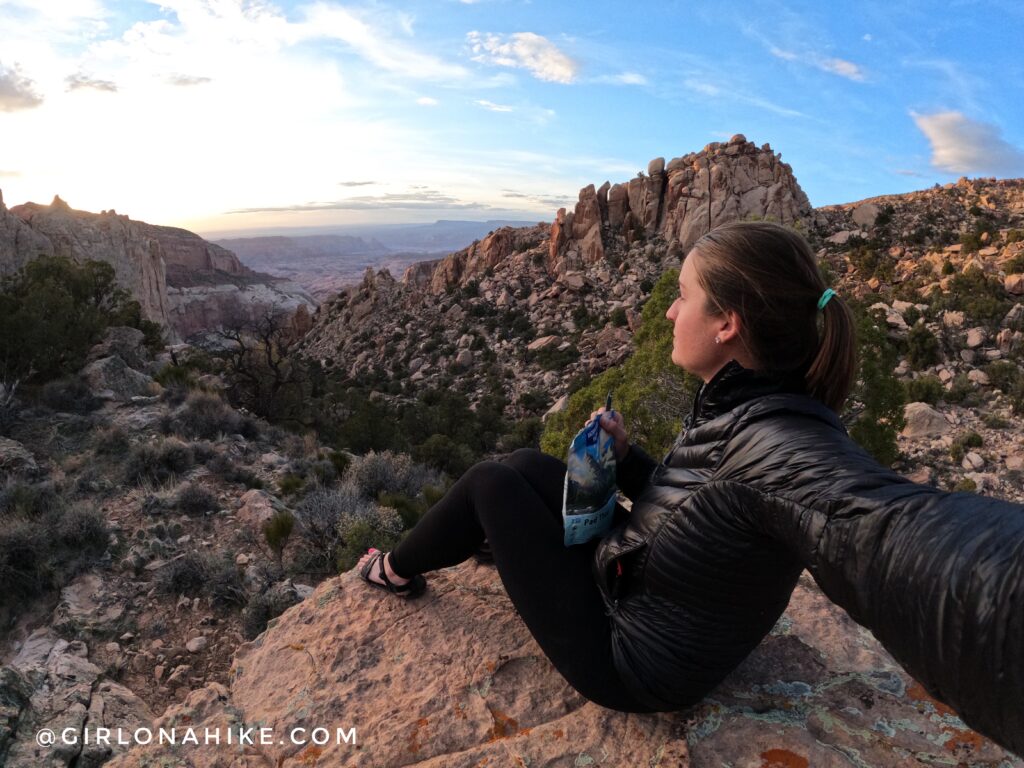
<box><xmin>759</xmin><ymin>748</ymin><xmax>809</xmax><ymax>768</ymax></box>
<box><xmin>407</xmin><ymin>717</ymin><xmax>429</xmax><ymax>755</ymax></box>
<box><xmin>296</xmin><ymin>744</ymin><xmax>324</xmax><ymax>765</ymax></box>
<box><xmin>487</xmin><ymin>707</ymin><xmax>520</xmax><ymax>741</ymax></box>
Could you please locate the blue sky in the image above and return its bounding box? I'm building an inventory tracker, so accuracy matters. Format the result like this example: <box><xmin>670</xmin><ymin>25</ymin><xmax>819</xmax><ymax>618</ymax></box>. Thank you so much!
<box><xmin>1</xmin><ymin>0</ymin><xmax>1022</xmax><ymax>236</ymax></box>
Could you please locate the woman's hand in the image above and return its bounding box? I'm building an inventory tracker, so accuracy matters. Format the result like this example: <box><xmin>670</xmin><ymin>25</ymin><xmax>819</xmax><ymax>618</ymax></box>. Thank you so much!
<box><xmin>589</xmin><ymin>407</ymin><xmax>629</xmax><ymax>461</ymax></box>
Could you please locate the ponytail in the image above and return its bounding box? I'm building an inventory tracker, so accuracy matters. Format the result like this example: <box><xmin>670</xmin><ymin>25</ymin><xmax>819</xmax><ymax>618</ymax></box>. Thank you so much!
<box><xmin>805</xmin><ymin>295</ymin><xmax>857</xmax><ymax>412</ymax></box>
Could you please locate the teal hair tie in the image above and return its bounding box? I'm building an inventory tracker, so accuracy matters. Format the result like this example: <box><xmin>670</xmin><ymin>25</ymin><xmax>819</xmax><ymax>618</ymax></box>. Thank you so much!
<box><xmin>817</xmin><ymin>288</ymin><xmax>837</xmax><ymax>311</ymax></box>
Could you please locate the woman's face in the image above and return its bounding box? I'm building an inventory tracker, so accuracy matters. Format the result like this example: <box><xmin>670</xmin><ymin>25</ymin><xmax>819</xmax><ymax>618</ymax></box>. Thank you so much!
<box><xmin>665</xmin><ymin>250</ymin><xmax>733</xmax><ymax>382</ymax></box>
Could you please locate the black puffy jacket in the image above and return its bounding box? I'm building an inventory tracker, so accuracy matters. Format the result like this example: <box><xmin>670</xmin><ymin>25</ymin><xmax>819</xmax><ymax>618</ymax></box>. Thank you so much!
<box><xmin>594</xmin><ymin>359</ymin><xmax>1024</xmax><ymax>754</ymax></box>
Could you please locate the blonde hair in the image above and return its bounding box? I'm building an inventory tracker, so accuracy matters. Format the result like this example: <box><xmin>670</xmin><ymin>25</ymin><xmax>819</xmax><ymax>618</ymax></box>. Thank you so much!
<box><xmin>691</xmin><ymin>221</ymin><xmax>856</xmax><ymax>412</ymax></box>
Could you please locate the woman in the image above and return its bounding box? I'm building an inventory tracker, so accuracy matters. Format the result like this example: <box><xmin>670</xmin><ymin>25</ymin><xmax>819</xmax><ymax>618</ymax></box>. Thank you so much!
<box><xmin>358</xmin><ymin>221</ymin><xmax>1024</xmax><ymax>754</ymax></box>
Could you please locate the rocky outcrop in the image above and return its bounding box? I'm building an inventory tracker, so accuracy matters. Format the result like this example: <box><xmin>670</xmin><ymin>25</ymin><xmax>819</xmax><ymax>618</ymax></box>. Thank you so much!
<box><xmin>427</xmin><ymin>224</ymin><xmax>547</xmax><ymax>291</ymax></box>
<box><xmin>0</xmin><ymin>190</ymin><xmax>53</xmax><ymax>274</ymax></box>
<box><xmin>6</xmin><ymin>196</ymin><xmax>171</xmax><ymax>329</ymax></box>
<box><xmin>166</xmin><ymin>280</ymin><xmax>315</xmax><ymax>342</ymax></box>
<box><xmin>136</xmin><ymin>223</ymin><xmax>250</xmax><ymax>276</ymax></box>
<box><xmin>105</xmin><ymin>563</ymin><xmax>1021</xmax><ymax>767</ymax></box>
<box><xmin>2</xmin><ymin>627</ymin><xmax>153</xmax><ymax>768</ymax></box>
<box><xmin>0</xmin><ymin>192</ymin><xmax>317</xmax><ymax>343</ymax></box>
<box><xmin>551</xmin><ymin>135</ymin><xmax>813</xmax><ymax>269</ymax></box>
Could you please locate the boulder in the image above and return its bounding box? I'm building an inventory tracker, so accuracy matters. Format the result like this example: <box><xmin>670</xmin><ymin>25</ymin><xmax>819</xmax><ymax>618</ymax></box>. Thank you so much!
<box><xmin>106</xmin><ymin>565</ymin><xmax>1020</xmax><ymax>768</ymax></box>
<box><xmin>902</xmin><ymin>402</ymin><xmax>951</xmax><ymax>438</ymax></box>
<box><xmin>86</xmin><ymin>326</ymin><xmax>148</xmax><ymax>371</ymax></box>
<box><xmin>851</xmin><ymin>202</ymin><xmax>881</xmax><ymax>228</ymax></box>
<box><xmin>81</xmin><ymin>355</ymin><xmax>158</xmax><ymax>401</ymax></box>
<box><xmin>236</xmin><ymin>489</ymin><xmax>286</xmax><ymax>531</ymax></box>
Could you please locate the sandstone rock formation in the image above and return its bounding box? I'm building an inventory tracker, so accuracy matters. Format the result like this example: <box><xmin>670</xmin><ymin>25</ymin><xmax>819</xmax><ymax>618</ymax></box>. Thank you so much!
<box><xmin>0</xmin><ymin>192</ymin><xmax>316</xmax><ymax>342</ymax></box>
<box><xmin>551</xmin><ymin>135</ymin><xmax>813</xmax><ymax>271</ymax></box>
<box><xmin>104</xmin><ymin>563</ymin><xmax>1021</xmax><ymax>767</ymax></box>
<box><xmin>6</xmin><ymin>196</ymin><xmax>171</xmax><ymax>329</ymax></box>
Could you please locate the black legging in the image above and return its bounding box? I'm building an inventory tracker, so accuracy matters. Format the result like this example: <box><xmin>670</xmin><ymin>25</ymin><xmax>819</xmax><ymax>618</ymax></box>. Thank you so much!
<box><xmin>389</xmin><ymin>448</ymin><xmax>654</xmax><ymax>712</ymax></box>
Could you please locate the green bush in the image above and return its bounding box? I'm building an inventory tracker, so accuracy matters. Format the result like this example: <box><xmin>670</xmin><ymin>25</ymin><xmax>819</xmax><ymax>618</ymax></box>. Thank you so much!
<box><xmin>983</xmin><ymin>360</ymin><xmax>1020</xmax><ymax>393</ymax></box>
<box><xmin>610</xmin><ymin>307</ymin><xmax>628</xmax><ymax>327</ymax></box>
<box><xmin>982</xmin><ymin>413</ymin><xmax>1010</xmax><ymax>429</ymax></box>
<box><xmin>929</xmin><ymin>268</ymin><xmax>1012</xmax><ymax>326</ymax></box>
<box><xmin>848</xmin><ymin>305</ymin><xmax>905</xmax><ymax>467</ymax></box>
<box><xmin>904</xmin><ymin>375</ymin><xmax>944</xmax><ymax>405</ymax></box>
<box><xmin>950</xmin><ymin>431</ymin><xmax>983</xmax><ymax>464</ymax></box>
<box><xmin>263</xmin><ymin>510</ymin><xmax>295</xmax><ymax>567</ymax></box>
<box><xmin>905</xmin><ymin>324</ymin><xmax>941</xmax><ymax>370</ymax></box>
<box><xmin>542</xmin><ymin>268</ymin><xmax>698</xmax><ymax>460</ymax></box>
<box><xmin>278</xmin><ymin>473</ymin><xmax>304</xmax><ymax>496</ymax></box>
<box><xmin>952</xmin><ymin>478</ymin><xmax>978</xmax><ymax>492</ymax></box>
<box><xmin>944</xmin><ymin>373</ymin><xmax>979</xmax><ymax>406</ymax></box>
<box><xmin>0</xmin><ymin>255</ymin><xmax>163</xmax><ymax>386</ymax></box>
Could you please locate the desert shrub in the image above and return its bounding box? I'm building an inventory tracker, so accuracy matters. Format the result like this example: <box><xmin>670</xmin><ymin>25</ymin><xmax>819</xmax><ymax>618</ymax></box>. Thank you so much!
<box><xmin>155</xmin><ymin>551</ymin><xmax>211</xmax><ymax>597</ymax></box>
<box><xmin>610</xmin><ymin>307</ymin><xmax>628</xmax><ymax>327</ymax></box>
<box><xmin>952</xmin><ymin>478</ymin><xmax>978</xmax><ymax>493</ymax></box>
<box><xmin>929</xmin><ymin>268</ymin><xmax>1012</xmax><ymax>327</ymax></box>
<box><xmin>293</xmin><ymin>484</ymin><xmax>372</xmax><ymax>570</ymax></box>
<box><xmin>345</xmin><ymin>450</ymin><xmax>433</xmax><ymax>499</ymax></box>
<box><xmin>309</xmin><ymin>459</ymin><xmax>338</xmax><ymax>487</ymax></box>
<box><xmin>905</xmin><ymin>324</ymin><xmax>941</xmax><ymax>370</ymax></box>
<box><xmin>124</xmin><ymin>438</ymin><xmax>195</xmax><ymax>484</ymax></box>
<box><xmin>904</xmin><ymin>375</ymin><xmax>944</xmax><ymax>406</ymax></box>
<box><xmin>207</xmin><ymin>454</ymin><xmax>263</xmax><ymax>489</ymax></box>
<box><xmin>944</xmin><ymin>373</ymin><xmax>980</xmax><ymax>406</ymax></box>
<box><xmin>40</xmin><ymin>378</ymin><xmax>102</xmax><ymax>414</ymax></box>
<box><xmin>982</xmin><ymin>413</ymin><xmax>1011</xmax><ymax>429</ymax></box>
<box><xmin>277</xmin><ymin>473</ymin><xmax>304</xmax><ymax>496</ymax></box>
<box><xmin>335</xmin><ymin>517</ymin><xmax>403</xmax><ymax>572</ymax></box>
<box><xmin>263</xmin><ymin>510</ymin><xmax>295</xmax><ymax>567</ymax></box>
<box><xmin>983</xmin><ymin>360</ymin><xmax>1021</xmax><ymax>393</ymax></box>
<box><xmin>950</xmin><ymin>431</ymin><xmax>983</xmax><ymax>464</ymax></box>
<box><xmin>176</xmin><ymin>483</ymin><xmax>218</xmax><ymax>515</ymax></box>
<box><xmin>377</xmin><ymin>491</ymin><xmax>427</xmax><ymax>529</ymax></box>
<box><xmin>500</xmin><ymin>416</ymin><xmax>544</xmax><ymax>452</ymax></box>
<box><xmin>205</xmin><ymin>555</ymin><xmax>248</xmax><ymax>608</ymax></box>
<box><xmin>94</xmin><ymin>425</ymin><xmax>130</xmax><ymax>457</ymax></box>
<box><xmin>326</xmin><ymin>450</ymin><xmax>351</xmax><ymax>478</ymax></box>
<box><xmin>0</xmin><ymin>483</ymin><xmax>108</xmax><ymax>605</ymax></box>
<box><xmin>412</xmin><ymin>433</ymin><xmax>475</xmax><ymax>477</ymax></box>
<box><xmin>241</xmin><ymin>586</ymin><xmax>301</xmax><ymax>640</ymax></box>
<box><xmin>528</xmin><ymin>345</ymin><xmax>580</xmax><ymax>371</ymax></box>
<box><xmin>168</xmin><ymin>392</ymin><xmax>248</xmax><ymax>440</ymax></box>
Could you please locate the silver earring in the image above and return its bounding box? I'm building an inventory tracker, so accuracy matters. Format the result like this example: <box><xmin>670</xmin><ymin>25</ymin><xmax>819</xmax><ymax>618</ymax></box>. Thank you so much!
<box><xmin>714</xmin><ymin>336</ymin><xmax>722</xmax><ymax>345</ymax></box>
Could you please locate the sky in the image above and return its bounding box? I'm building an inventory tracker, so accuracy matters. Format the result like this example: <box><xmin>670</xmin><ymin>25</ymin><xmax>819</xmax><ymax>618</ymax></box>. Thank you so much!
<box><xmin>1</xmin><ymin>0</ymin><xmax>1023</xmax><ymax>237</ymax></box>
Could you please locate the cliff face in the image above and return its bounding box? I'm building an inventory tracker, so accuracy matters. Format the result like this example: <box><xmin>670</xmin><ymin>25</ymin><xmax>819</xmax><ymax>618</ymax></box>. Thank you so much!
<box><xmin>0</xmin><ymin>193</ymin><xmax>315</xmax><ymax>342</ymax></box>
<box><xmin>0</xmin><ymin>190</ymin><xmax>55</xmax><ymax>275</ymax></box>
<box><xmin>6</xmin><ymin>196</ymin><xmax>171</xmax><ymax>329</ymax></box>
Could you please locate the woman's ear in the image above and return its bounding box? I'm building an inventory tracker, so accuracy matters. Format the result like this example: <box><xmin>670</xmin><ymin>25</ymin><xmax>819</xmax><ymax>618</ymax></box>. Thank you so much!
<box><xmin>716</xmin><ymin>309</ymin><xmax>743</xmax><ymax>344</ymax></box>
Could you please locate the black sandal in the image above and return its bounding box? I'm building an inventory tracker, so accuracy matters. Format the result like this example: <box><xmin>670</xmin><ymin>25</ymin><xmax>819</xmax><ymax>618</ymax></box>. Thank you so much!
<box><xmin>359</xmin><ymin>549</ymin><xmax>426</xmax><ymax>598</ymax></box>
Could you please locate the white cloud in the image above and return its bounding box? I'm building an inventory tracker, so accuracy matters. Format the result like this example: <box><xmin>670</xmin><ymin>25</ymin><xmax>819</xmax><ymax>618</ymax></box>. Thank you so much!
<box><xmin>596</xmin><ymin>71</ymin><xmax>647</xmax><ymax>86</ymax></box>
<box><xmin>475</xmin><ymin>99</ymin><xmax>513</xmax><ymax>112</ymax></box>
<box><xmin>770</xmin><ymin>46</ymin><xmax>866</xmax><ymax>81</ymax></box>
<box><xmin>0</xmin><ymin>62</ymin><xmax>43</xmax><ymax>110</ymax></box>
<box><xmin>684</xmin><ymin>78</ymin><xmax>720</xmax><ymax>97</ymax></box>
<box><xmin>416</xmin><ymin>96</ymin><xmax>439</xmax><ymax>106</ymax></box>
<box><xmin>467</xmin><ymin>31</ymin><xmax>577</xmax><ymax>83</ymax></box>
<box><xmin>912</xmin><ymin>111</ymin><xmax>1024</xmax><ymax>175</ymax></box>
<box><xmin>862</xmin><ymin>33</ymin><xmax>873</xmax><ymax>42</ymax></box>
<box><xmin>302</xmin><ymin>3</ymin><xmax>467</xmax><ymax>81</ymax></box>
<box><xmin>66</xmin><ymin>72</ymin><xmax>117</xmax><ymax>92</ymax></box>
<box><xmin>818</xmin><ymin>57</ymin><xmax>865</xmax><ymax>81</ymax></box>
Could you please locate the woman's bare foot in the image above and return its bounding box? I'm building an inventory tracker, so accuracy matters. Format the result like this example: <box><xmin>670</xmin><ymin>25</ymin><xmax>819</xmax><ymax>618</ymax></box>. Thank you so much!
<box><xmin>357</xmin><ymin>548</ymin><xmax>410</xmax><ymax>588</ymax></box>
